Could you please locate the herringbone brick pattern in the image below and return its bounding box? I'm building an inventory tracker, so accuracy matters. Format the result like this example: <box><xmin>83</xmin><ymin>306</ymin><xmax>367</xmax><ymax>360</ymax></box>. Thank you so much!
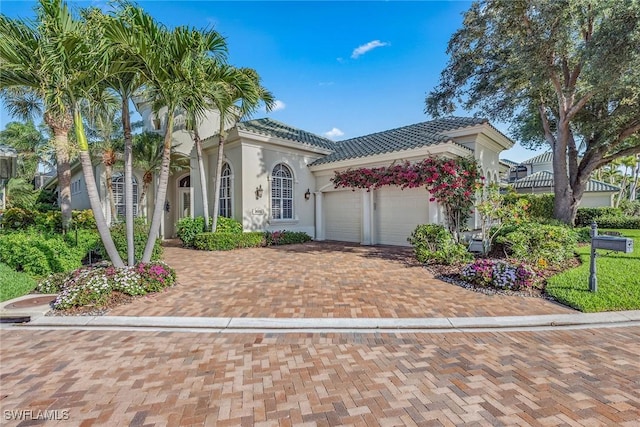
<box><xmin>107</xmin><ymin>242</ymin><xmax>573</xmax><ymax>318</ymax></box>
<box><xmin>1</xmin><ymin>328</ymin><xmax>639</xmax><ymax>426</ymax></box>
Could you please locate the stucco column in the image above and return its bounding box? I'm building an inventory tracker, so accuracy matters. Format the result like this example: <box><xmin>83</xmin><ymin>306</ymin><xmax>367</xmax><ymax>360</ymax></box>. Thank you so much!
<box><xmin>314</xmin><ymin>191</ymin><xmax>324</xmax><ymax>240</ymax></box>
<box><xmin>361</xmin><ymin>189</ymin><xmax>373</xmax><ymax>245</ymax></box>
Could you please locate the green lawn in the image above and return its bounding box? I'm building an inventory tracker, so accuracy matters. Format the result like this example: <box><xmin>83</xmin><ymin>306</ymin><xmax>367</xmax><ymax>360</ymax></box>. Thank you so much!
<box><xmin>546</xmin><ymin>229</ymin><xmax>640</xmax><ymax>312</ymax></box>
<box><xmin>0</xmin><ymin>263</ymin><xmax>37</xmax><ymax>302</ymax></box>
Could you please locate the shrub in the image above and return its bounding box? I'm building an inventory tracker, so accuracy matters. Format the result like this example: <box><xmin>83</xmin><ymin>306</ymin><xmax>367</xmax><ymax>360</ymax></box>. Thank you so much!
<box><xmin>497</xmin><ymin>222</ymin><xmax>577</xmax><ymax>265</ymax></box>
<box><xmin>573</xmin><ymin>226</ymin><xmax>592</xmax><ymax>243</ymax></box>
<box><xmin>408</xmin><ymin>224</ymin><xmax>472</xmax><ymax>265</ymax></box>
<box><xmin>215</xmin><ymin>216</ymin><xmax>243</xmax><ymax>234</ymax></box>
<box><xmin>44</xmin><ymin>261</ymin><xmax>177</xmax><ymax>310</ymax></box>
<box><xmin>136</xmin><ymin>262</ymin><xmax>177</xmax><ymax>292</ymax></box>
<box><xmin>461</xmin><ymin>259</ymin><xmax>537</xmax><ymax>290</ymax></box>
<box><xmin>593</xmin><ymin>215</ymin><xmax>640</xmax><ymax>229</ymax></box>
<box><xmin>619</xmin><ymin>200</ymin><xmax>640</xmax><ymax>217</ymax></box>
<box><xmin>0</xmin><ymin>229</ymin><xmax>100</xmax><ymax>277</ymax></box>
<box><xmin>2</xmin><ymin>208</ymin><xmax>96</xmax><ymax>232</ymax></box>
<box><xmin>1</xmin><ymin>208</ymin><xmax>35</xmax><ymax>229</ymax></box>
<box><xmin>265</xmin><ymin>230</ymin><xmax>312</xmax><ymax>246</ymax></box>
<box><xmin>193</xmin><ymin>232</ymin><xmax>265</xmax><ymax>251</ymax></box>
<box><xmin>98</xmin><ymin>218</ymin><xmax>162</xmax><ymax>262</ymax></box>
<box><xmin>503</xmin><ymin>193</ymin><xmax>554</xmax><ymax>220</ymax></box>
<box><xmin>176</xmin><ymin>216</ymin><xmax>205</xmax><ymax>247</ymax></box>
<box><xmin>575</xmin><ymin>207</ymin><xmax>623</xmax><ymax>227</ymax></box>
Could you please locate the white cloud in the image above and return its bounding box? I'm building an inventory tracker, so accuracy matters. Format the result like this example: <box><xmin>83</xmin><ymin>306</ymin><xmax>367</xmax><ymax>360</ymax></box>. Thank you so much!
<box><xmin>351</xmin><ymin>40</ymin><xmax>390</xmax><ymax>59</ymax></box>
<box><xmin>269</xmin><ymin>100</ymin><xmax>286</xmax><ymax>112</ymax></box>
<box><xmin>324</xmin><ymin>128</ymin><xmax>344</xmax><ymax>139</ymax></box>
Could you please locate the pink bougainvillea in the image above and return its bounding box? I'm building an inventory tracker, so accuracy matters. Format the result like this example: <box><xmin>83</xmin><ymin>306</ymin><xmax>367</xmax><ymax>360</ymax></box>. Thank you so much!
<box><xmin>332</xmin><ymin>156</ymin><xmax>483</xmax><ymax>240</ymax></box>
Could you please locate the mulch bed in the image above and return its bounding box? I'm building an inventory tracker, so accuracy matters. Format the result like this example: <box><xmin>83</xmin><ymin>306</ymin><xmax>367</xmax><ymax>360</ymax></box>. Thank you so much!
<box><xmin>426</xmin><ymin>245</ymin><xmax>582</xmax><ymax>300</ymax></box>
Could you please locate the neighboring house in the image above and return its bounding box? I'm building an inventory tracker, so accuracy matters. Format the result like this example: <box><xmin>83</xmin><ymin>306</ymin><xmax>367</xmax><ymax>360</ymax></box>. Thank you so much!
<box><xmin>503</xmin><ymin>152</ymin><xmax>620</xmax><ymax>207</ymax></box>
<box><xmin>0</xmin><ymin>144</ymin><xmax>18</xmax><ymax>210</ymax></box>
<box><xmin>45</xmin><ymin>114</ymin><xmax>514</xmax><ymax>246</ymax></box>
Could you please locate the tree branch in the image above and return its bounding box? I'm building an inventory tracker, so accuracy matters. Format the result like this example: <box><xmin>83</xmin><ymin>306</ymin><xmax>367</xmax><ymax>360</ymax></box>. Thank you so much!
<box><xmin>566</xmin><ymin>91</ymin><xmax>595</xmax><ymax>121</ymax></box>
<box><xmin>599</xmin><ymin>145</ymin><xmax>640</xmax><ymax>168</ymax></box>
<box><xmin>538</xmin><ymin>103</ymin><xmax>557</xmax><ymax>148</ymax></box>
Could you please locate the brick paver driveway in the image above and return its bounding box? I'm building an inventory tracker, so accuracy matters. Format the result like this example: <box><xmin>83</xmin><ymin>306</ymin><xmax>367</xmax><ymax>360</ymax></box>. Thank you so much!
<box><xmin>107</xmin><ymin>242</ymin><xmax>574</xmax><ymax>318</ymax></box>
<box><xmin>1</xmin><ymin>327</ymin><xmax>639</xmax><ymax>426</ymax></box>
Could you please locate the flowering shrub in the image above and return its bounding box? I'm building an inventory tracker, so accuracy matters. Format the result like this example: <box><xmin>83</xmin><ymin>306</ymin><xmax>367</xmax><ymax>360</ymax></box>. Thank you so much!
<box><xmin>332</xmin><ymin>156</ymin><xmax>483</xmax><ymax>240</ymax></box>
<box><xmin>136</xmin><ymin>262</ymin><xmax>176</xmax><ymax>293</ymax></box>
<box><xmin>37</xmin><ymin>262</ymin><xmax>177</xmax><ymax>310</ymax></box>
<box><xmin>461</xmin><ymin>259</ymin><xmax>537</xmax><ymax>291</ymax></box>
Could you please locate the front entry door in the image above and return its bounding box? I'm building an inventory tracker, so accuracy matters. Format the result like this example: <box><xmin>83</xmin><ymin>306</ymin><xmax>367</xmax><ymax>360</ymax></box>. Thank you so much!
<box><xmin>177</xmin><ymin>187</ymin><xmax>191</xmax><ymax>220</ymax></box>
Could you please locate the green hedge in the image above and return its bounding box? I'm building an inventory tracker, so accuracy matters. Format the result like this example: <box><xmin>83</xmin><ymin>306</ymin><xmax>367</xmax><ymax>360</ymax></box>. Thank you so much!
<box><xmin>592</xmin><ymin>215</ymin><xmax>640</xmax><ymax>229</ymax></box>
<box><xmin>193</xmin><ymin>232</ymin><xmax>265</xmax><ymax>251</ymax></box>
<box><xmin>0</xmin><ymin>229</ymin><xmax>100</xmax><ymax>278</ymax></box>
<box><xmin>97</xmin><ymin>218</ymin><xmax>162</xmax><ymax>262</ymax></box>
<box><xmin>265</xmin><ymin>230</ymin><xmax>312</xmax><ymax>245</ymax></box>
<box><xmin>177</xmin><ymin>216</ymin><xmax>244</xmax><ymax>247</ymax></box>
<box><xmin>575</xmin><ymin>207</ymin><xmax>623</xmax><ymax>227</ymax></box>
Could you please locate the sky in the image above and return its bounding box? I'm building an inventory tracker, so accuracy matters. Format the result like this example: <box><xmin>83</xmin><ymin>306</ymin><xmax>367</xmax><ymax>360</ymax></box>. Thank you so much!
<box><xmin>0</xmin><ymin>0</ymin><xmax>546</xmax><ymax>163</ymax></box>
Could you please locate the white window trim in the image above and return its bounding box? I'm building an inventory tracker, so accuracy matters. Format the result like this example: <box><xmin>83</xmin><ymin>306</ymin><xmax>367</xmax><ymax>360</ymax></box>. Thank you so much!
<box><xmin>270</xmin><ymin>163</ymin><xmax>296</xmax><ymax>221</ymax></box>
<box><xmin>218</xmin><ymin>162</ymin><xmax>233</xmax><ymax>218</ymax></box>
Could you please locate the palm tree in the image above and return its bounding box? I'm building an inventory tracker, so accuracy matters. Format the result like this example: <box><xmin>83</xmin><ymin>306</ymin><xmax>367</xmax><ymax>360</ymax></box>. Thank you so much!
<box><xmin>210</xmin><ymin>66</ymin><xmax>275</xmax><ymax>232</ymax></box>
<box><xmin>0</xmin><ymin>1</ymin><xmax>77</xmax><ymax>231</ymax></box>
<box><xmin>132</xmin><ymin>131</ymin><xmax>189</xmax><ymax>215</ymax></box>
<box><xmin>0</xmin><ymin>121</ymin><xmax>47</xmax><ymax>183</ymax></box>
<box><xmin>80</xmin><ymin>91</ymin><xmax>126</xmax><ymax>221</ymax></box>
<box><xmin>630</xmin><ymin>154</ymin><xmax>640</xmax><ymax>202</ymax></box>
<box><xmin>105</xmin><ymin>6</ymin><xmax>227</xmax><ymax>262</ymax></box>
<box><xmin>180</xmin><ymin>55</ymin><xmax>232</xmax><ymax>230</ymax></box>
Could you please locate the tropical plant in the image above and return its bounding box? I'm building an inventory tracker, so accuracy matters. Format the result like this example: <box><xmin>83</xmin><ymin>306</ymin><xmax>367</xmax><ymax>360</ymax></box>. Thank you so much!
<box><xmin>132</xmin><ymin>131</ymin><xmax>189</xmax><ymax>215</ymax></box>
<box><xmin>210</xmin><ymin>66</ymin><xmax>275</xmax><ymax>232</ymax></box>
<box><xmin>104</xmin><ymin>4</ymin><xmax>227</xmax><ymax>262</ymax></box>
<box><xmin>0</xmin><ymin>2</ymin><xmax>79</xmax><ymax>230</ymax></box>
<box><xmin>426</xmin><ymin>0</ymin><xmax>640</xmax><ymax>225</ymax></box>
<box><xmin>0</xmin><ymin>121</ymin><xmax>47</xmax><ymax>182</ymax></box>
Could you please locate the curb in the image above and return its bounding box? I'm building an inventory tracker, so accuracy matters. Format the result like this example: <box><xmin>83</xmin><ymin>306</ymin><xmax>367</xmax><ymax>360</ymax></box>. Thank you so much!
<box><xmin>11</xmin><ymin>311</ymin><xmax>640</xmax><ymax>332</ymax></box>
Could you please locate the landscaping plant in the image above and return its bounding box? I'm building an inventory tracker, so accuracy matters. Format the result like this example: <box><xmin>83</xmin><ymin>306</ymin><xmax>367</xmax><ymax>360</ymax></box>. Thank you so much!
<box><xmin>37</xmin><ymin>261</ymin><xmax>177</xmax><ymax>310</ymax></box>
<box><xmin>461</xmin><ymin>259</ymin><xmax>537</xmax><ymax>291</ymax></box>
<box><xmin>408</xmin><ymin>224</ymin><xmax>472</xmax><ymax>265</ymax></box>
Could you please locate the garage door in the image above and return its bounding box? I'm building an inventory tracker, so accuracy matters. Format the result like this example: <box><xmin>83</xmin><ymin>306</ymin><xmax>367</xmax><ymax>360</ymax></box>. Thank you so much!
<box><xmin>324</xmin><ymin>190</ymin><xmax>361</xmax><ymax>242</ymax></box>
<box><xmin>374</xmin><ymin>187</ymin><xmax>430</xmax><ymax>246</ymax></box>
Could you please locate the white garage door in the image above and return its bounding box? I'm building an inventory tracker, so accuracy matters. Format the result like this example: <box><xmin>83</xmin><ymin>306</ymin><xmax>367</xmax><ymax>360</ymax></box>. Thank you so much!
<box><xmin>324</xmin><ymin>190</ymin><xmax>361</xmax><ymax>242</ymax></box>
<box><xmin>374</xmin><ymin>187</ymin><xmax>430</xmax><ymax>246</ymax></box>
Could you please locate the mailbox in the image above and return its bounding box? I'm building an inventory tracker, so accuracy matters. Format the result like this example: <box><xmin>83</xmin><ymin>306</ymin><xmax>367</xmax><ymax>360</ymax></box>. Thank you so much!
<box><xmin>592</xmin><ymin>235</ymin><xmax>634</xmax><ymax>253</ymax></box>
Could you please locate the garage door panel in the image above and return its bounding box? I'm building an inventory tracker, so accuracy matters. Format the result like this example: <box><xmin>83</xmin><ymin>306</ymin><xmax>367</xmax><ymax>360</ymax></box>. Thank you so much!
<box><xmin>324</xmin><ymin>191</ymin><xmax>361</xmax><ymax>242</ymax></box>
<box><xmin>375</xmin><ymin>188</ymin><xmax>429</xmax><ymax>246</ymax></box>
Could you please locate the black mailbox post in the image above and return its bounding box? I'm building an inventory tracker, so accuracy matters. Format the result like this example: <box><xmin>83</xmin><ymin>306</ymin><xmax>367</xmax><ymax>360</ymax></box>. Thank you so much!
<box><xmin>589</xmin><ymin>222</ymin><xmax>634</xmax><ymax>292</ymax></box>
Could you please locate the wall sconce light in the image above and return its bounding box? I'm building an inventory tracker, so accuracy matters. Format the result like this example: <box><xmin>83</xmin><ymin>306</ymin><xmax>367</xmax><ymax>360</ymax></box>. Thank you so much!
<box><xmin>255</xmin><ymin>184</ymin><xmax>263</xmax><ymax>199</ymax></box>
<box><xmin>304</xmin><ymin>189</ymin><xmax>311</xmax><ymax>200</ymax></box>
<box><xmin>164</xmin><ymin>200</ymin><xmax>170</xmax><ymax>213</ymax></box>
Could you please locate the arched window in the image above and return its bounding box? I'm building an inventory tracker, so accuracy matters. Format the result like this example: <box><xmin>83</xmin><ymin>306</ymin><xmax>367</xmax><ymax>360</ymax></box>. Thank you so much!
<box><xmin>111</xmin><ymin>173</ymin><xmax>138</xmax><ymax>218</ymax></box>
<box><xmin>271</xmin><ymin>164</ymin><xmax>293</xmax><ymax>220</ymax></box>
<box><xmin>219</xmin><ymin>163</ymin><xmax>232</xmax><ymax>218</ymax></box>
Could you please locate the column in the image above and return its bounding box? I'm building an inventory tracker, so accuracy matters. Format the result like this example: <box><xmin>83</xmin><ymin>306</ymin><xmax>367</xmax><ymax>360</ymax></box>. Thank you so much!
<box><xmin>314</xmin><ymin>191</ymin><xmax>324</xmax><ymax>240</ymax></box>
<box><xmin>361</xmin><ymin>189</ymin><xmax>373</xmax><ymax>245</ymax></box>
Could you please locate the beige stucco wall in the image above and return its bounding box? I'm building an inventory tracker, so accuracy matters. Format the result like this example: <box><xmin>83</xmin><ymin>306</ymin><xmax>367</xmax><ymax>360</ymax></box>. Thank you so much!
<box><xmin>579</xmin><ymin>192</ymin><xmax>615</xmax><ymax>208</ymax></box>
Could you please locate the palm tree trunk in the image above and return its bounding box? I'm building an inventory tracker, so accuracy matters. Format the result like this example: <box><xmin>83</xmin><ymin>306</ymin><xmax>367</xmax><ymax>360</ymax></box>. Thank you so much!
<box><xmin>54</xmin><ymin>128</ymin><xmax>71</xmax><ymax>233</ymax></box>
<box><xmin>74</xmin><ymin>109</ymin><xmax>125</xmax><ymax>268</ymax></box>
<box><xmin>79</xmin><ymin>151</ymin><xmax>125</xmax><ymax>268</ymax></box>
<box><xmin>105</xmin><ymin>164</ymin><xmax>117</xmax><ymax>222</ymax></box>
<box><xmin>142</xmin><ymin>112</ymin><xmax>174</xmax><ymax>262</ymax></box>
<box><xmin>194</xmin><ymin>128</ymin><xmax>209</xmax><ymax>229</ymax></box>
<box><xmin>210</xmin><ymin>122</ymin><xmax>226</xmax><ymax>233</ymax></box>
<box><xmin>122</xmin><ymin>97</ymin><xmax>135</xmax><ymax>266</ymax></box>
